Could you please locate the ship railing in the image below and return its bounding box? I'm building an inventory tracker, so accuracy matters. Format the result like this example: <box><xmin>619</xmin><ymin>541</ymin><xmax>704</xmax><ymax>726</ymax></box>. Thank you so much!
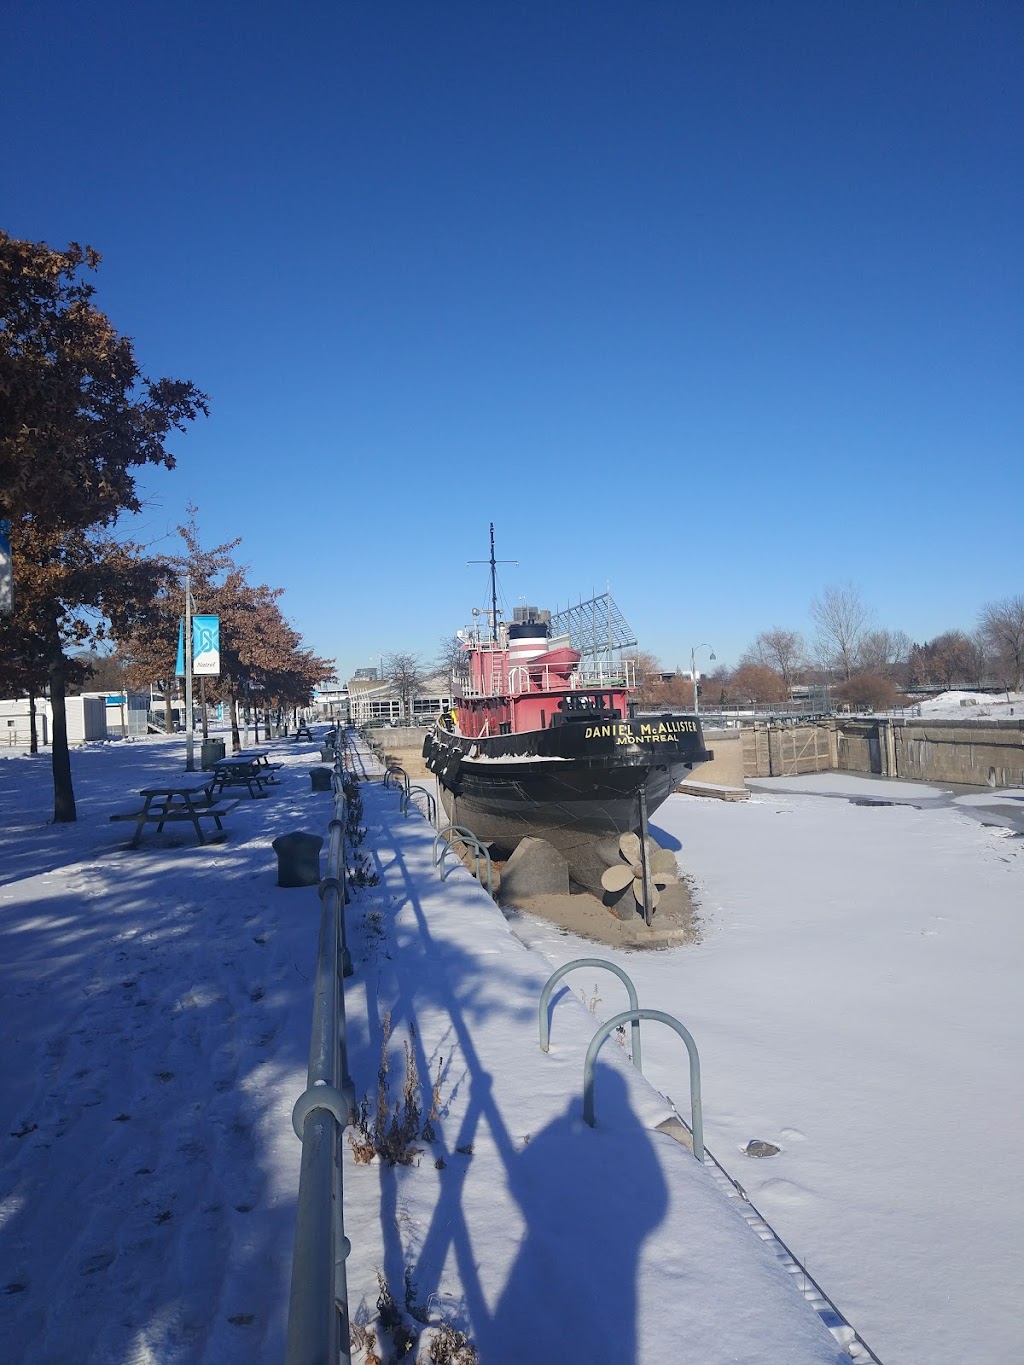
<box><xmin>473</xmin><ymin>660</ymin><xmax>636</xmax><ymax>699</ymax></box>
<box><xmin>572</xmin><ymin>661</ymin><xmax>636</xmax><ymax>688</ymax></box>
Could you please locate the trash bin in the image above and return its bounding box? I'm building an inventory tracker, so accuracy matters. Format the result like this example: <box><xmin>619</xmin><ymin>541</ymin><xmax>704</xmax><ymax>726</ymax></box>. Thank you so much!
<box><xmin>201</xmin><ymin>738</ymin><xmax>226</xmax><ymax>770</ymax></box>
<box><xmin>272</xmin><ymin>832</ymin><xmax>324</xmax><ymax>887</ymax></box>
<box><xmin>319</xmin><ymin>744</ymin><xmax>335</xmax><ymax>763</ymax></box>
<box><xmin>309</xmin><ymin>767</ymin><xmax>333</xmax><ymax>792</ymax></box>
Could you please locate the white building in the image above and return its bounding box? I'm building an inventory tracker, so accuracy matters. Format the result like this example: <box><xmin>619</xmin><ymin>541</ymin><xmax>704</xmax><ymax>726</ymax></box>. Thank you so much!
<box><xmin>0</xmin><ymin>691</ymin><xmax>150</xmax><ymax>745</ymax></box>
<box><xmin>345</xmin><ymin>673</ymin><xmax>452</xmax><ymax>727</ymax></box>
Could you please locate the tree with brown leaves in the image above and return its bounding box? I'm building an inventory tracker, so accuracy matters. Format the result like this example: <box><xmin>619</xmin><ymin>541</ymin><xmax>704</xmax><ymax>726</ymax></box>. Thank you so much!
<box><xmin>1</xmin><ymin>232</ymin><xmax>207</xmax><ymax>819</ymax></box>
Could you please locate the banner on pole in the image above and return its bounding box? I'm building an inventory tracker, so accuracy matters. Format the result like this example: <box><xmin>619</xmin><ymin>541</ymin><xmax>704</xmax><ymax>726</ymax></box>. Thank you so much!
<box><xmin>192</xmin><ymin>615</ymin><xmax>221</xmax><ymax>676</ymax></box>
<box><xmin>0</xmin><ymin>520</ymin><xmax>13</xmax><ymax>615</ymax></box>
<box><xmin>175</xmin><ymin>619</ymin><xmax>185</xmax><ymax>677</ymax></box>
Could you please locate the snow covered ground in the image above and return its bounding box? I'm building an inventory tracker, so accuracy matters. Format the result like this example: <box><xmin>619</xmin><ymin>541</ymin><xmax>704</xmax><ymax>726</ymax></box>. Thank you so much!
<box><xmin>2</xmin><ymin>732</ymin><xmax>1022</xmax><ymax>1363</ymax></box>
<box><xmin>514</xmin><ymin>772</ymin><xmax>1024</xmax><ymax>1365</ymax></box>
<box><xmin>900</xmin><ymin>688</ymin><xmax>1024</xmax><ymax>720</ymax></box>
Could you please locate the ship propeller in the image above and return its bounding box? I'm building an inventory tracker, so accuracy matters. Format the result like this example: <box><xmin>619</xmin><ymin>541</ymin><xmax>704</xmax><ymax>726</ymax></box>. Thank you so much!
<box><xmin>600</xmin><ymin>832</ymin><xmax>677</xmax><ymax>912</ymax></box>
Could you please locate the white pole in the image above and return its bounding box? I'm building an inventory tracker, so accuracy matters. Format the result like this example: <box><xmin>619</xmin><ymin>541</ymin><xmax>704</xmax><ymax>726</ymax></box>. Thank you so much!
<box><xmin>185</xmin><ymin>573</ymin><xmax>195</xmax><ymax>771</ymax></box>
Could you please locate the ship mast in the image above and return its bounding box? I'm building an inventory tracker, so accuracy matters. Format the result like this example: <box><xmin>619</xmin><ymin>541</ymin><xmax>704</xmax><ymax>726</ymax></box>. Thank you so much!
<box><xmin>489</xmin><ymin>522</ymin><xmax>498</xmax><ymax>643</ymax></box>
<box><xmin>468</xmin><ymin>522</ymin><xmax>517</xmax><ymax>643</ymax></box>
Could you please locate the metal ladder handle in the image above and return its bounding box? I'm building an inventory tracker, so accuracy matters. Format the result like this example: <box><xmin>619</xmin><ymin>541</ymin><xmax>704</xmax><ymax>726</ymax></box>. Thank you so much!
<box><xmin>432</xmin><ymin>824</ymin><xmax>494</xmax><ymax>900</ymax></box>
<box><xmin>432</xmin><ymin>823</ymin><xmax>481</xmax><ymax>866</ymax></box>
<box><xmin>538</xmin><ymin>958</ymin><xmax>642</xmax><ymax>1071</ymax></box>
<box><xmin>583</xmin><ymin>1008</ymin><xmax>704</xmax><ymax>1162</ymax></box>
<box><xmin>400</xmin><ymin>783</ymin><xmax>437</xmax><ymax>826</ymax></box>
<box><xmin>384</xmin><ymin>765</ymin><xmax>410</xmax><ymax>794</ymax></box>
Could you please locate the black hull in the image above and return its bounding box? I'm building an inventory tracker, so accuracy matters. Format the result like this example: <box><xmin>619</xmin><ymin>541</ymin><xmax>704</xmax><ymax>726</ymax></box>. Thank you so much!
<box><xmin>423</xmin><ymin>714</ymin><xmax>712</xmax><ymax>894</ymax></box>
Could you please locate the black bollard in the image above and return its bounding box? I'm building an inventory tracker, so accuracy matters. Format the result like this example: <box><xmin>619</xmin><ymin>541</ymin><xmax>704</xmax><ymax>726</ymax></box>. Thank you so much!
<box><xmin>272</xmin><ymin>832</ymin><xmax>324</xmax><ymax>887</ymax></box>
<box><xmin>309</xmin><ymin>767</ymin><xmax>333</xmax><ymax>792</ymax></box>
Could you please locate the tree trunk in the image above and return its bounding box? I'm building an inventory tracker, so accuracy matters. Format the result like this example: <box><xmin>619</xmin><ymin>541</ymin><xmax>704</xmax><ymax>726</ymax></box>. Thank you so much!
<box><xmin>164</xmin><ymin>681</ymin><xmax>174</xmax><ymax>734</ymax></box>
<box><xmin>49</xmin><ymin>647</ymin><xmax>77</xmax><ymax>822</ymax></box>
<box><xmin>29</xmin><ymin>686</ymin><xmax>38</xmax><ymax>755</ymax></box>
<box><xmin>228</xmin><ymin>684</ymin><xmax>241</xmax><ymax>752</ymax></box>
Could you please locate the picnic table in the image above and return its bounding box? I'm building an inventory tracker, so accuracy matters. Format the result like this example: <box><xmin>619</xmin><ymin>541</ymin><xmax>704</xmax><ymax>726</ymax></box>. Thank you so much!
<box><xmin>293</xmin><ymin>724</ymin><xmax>314</xmax><ymax>742</ymax></box>
<box><xmin>233</xmin><ymin>749</ymin><xmax>284</xmax><ymax>776</ymax></box>
<box><xmin>210</xmin><ymin>751</ymin><xmax>282</xmax><ymax>799</ymax></box>
<box><xmin>110</xmin><ymin>780</ymin><xmax>240</xmax><ymax>849</ymax></box>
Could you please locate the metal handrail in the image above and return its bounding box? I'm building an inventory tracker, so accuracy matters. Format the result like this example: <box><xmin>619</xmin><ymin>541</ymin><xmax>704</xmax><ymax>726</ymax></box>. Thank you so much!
<box><xmin>286</xmin><ymin>733</ymin><xmax>357</xmax><ymax>1365</ymax></box>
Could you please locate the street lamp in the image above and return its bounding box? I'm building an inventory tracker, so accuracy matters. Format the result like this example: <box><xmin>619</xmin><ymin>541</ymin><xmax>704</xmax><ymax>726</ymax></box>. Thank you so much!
<box><xmin>690</xmin><ymin>643</ymin><xmax>716</xmax><ymax>715</ymax></box>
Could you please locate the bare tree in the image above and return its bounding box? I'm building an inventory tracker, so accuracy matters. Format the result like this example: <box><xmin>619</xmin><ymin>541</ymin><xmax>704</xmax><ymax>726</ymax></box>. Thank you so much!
<box><xmin>435</xmin><ymin>634</ymin><xmax>467</xmax><ymax>681</ymax></box>
<box><xmin>978</xmin><ymin>595</ymin><xmax>1024</xmax><ymax>691</ymax></box>
<box><xmin>385</xmin><ymin>651</ymin><xmax>422</xmax><ymax>724</ymax></box>
<box><xmin>966</xmin><ymin>631</ymin><xmax>989</xmax><ymax>689</ymax></box>
<box><xmin>729</xmin><ymin>663</ymin><xmax>788</xmax><ymax>704</ymax></box>
<box><xmin>906</xmin><ymin>631</ymin><xmax>976</xmax><ymax>688</ymax></box>
<box><xmin>810</xmin><ymin>584</ymin><xmax>873</xmax><ymax>682</ymax></box>
<box><xmin>742</xmin><ymin>628</ymin><xmax>805</xmax><ymax>688</ymax></box>
<box><xmin>858</xmin><ymin>628</ymin><xmax>912</xmax><ymax>680</ymax></box>
<box><xmin>622</xmin><ymin>650</ymin><xmax>665</xmax><ymax>708</ymax></box>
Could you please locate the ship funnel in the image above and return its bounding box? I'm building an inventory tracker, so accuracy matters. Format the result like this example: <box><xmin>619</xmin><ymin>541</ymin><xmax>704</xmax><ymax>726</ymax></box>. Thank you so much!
<box><xmin>508</xmin><ymin>619</ymin><xmax>550</xmax><ymax>667</ymax></box>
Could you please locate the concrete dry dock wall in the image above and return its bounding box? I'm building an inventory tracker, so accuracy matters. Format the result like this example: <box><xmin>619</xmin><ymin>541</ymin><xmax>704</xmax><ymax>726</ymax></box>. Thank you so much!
<box><xmin>895</xmin><ymin>719</ymin><xmax>1024</xmax><ymax>787</ymax></box>
<box><xmin>740</xmin><ymin>716</ymin><xmax>1024</xmax><ymax>789</ymax></box>
<box><xmin>687</xmin><ymin>729</ymin><xmax>745</xmax><ymax>788</ymax></box>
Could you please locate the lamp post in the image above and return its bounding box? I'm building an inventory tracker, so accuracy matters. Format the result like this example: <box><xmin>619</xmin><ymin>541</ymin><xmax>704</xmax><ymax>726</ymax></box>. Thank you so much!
<box><xmin>690</xmin><ymin>643</ymin><xmax>716</xmax><ymax>715</ymax></box>
<box><xmin>184</xmin><ymin>573</ymin><xmax>195</xmax><ymax>771</ymax></box>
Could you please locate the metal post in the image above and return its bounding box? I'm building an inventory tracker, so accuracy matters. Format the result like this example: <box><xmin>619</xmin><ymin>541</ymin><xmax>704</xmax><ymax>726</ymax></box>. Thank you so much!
<box><xmin>690</xmin><ymin>646</ymin><xmax>698</xmax><ymax>715</ymax></box>
<box><xmin>638</xmin><ymin>787</ymin><xmax>653</xmax><ymax>928</ymax></box>
<box><xmin>184</xmin><ymin>574</ymin><xmax>195</xmax><ymax>771</ymax></box>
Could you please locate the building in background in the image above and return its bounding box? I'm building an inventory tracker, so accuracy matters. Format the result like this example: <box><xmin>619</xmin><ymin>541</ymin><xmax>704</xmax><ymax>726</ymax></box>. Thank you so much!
<box><xmin>345</xmin><ymin>672</ymin><xmax>452</xmax><ymax>727</ymax></box>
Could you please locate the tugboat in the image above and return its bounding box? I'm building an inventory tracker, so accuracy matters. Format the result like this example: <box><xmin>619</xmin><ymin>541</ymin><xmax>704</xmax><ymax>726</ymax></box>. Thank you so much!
<box><xmin>422</xmin><ymin>527</ymin><xmax>713</xmax><ymax>908</ymax></box>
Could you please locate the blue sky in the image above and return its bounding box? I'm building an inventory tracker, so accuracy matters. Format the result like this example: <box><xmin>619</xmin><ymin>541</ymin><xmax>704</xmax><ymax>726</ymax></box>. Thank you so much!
<box><xmin>4</xmin><ymin>1</ymin><xmax>1022</xmax><ymax>679</ymax></box>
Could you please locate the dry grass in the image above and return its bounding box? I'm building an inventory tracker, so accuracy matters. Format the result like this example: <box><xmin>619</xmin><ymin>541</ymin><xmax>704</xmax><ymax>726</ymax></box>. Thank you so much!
<box><xmin>349</xmin><ymin>1014</ymin><xmax>424</xmax><ymax>1166</ymax></box>
<box><xmin>364</xmin><ymin>1272</ymin><xmax>478</xmax><ymax>1365</ymax></box>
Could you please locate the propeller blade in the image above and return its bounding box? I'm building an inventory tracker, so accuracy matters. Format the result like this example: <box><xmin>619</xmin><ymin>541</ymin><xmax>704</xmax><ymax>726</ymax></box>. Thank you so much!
<box><xmin>601</xmin><ymin>864</ymin><xmax>635</xmax><ymax>893</ymax></box>
<box><xmin>619</xmin><ymin>832</ymin><xmax>642</xmax><ymax>864</ymax></box>
<box><xmin>631</xmin><ymin>877</ymin><xmax>661</xmax><ymax>911</ymax></box>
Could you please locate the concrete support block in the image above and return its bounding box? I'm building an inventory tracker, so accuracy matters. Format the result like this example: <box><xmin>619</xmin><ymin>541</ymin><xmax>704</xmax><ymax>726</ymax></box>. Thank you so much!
<box><xmin>498</xmin><ymin>836</ymin><xmax>569</xmax><ymax>902</ymax></box>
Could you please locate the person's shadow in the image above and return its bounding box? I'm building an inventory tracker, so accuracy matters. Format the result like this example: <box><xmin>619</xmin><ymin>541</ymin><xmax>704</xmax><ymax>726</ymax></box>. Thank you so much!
<box><xmin>481</xmin><ymin>1065</ymin><xmax>669</xmax><ymax>1364</ymax></box>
